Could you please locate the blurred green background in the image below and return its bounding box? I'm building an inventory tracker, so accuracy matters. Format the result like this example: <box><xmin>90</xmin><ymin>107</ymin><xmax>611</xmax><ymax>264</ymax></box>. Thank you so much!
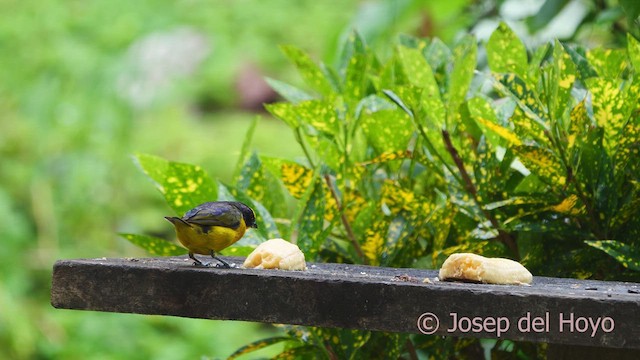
<box><xmin>0</xmin><ymin>0</ymin><xmax>634</xmax><ymax>358</ymax></box>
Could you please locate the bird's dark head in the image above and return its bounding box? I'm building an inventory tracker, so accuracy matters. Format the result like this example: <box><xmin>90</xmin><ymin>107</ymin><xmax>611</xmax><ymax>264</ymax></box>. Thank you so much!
<box><xmin>232</xmin><ymin>201</ymin><xmax>258</xmax><ymax>228</ymax></box>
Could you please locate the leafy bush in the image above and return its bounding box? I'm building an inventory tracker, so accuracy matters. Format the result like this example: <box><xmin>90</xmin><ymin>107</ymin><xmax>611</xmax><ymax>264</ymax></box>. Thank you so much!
<box><xmin>127</xmin><ymin>24</ymin><xmax>640</xmax><ymax>358</ymax></box>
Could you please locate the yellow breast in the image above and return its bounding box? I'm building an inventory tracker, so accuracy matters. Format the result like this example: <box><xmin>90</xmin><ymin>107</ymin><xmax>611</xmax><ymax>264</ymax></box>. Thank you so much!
<box><xmin>174</xmin><ymin>219</ymin><xmax>247</xmax><ymax>255</ymax></box>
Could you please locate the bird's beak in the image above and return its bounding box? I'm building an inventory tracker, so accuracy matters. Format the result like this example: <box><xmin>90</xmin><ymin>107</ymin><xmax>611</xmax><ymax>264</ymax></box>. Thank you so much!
<box><xmin>252</xmin><ymin>223</ymin><xmax>259</xmax><ymax>228</ymax></box>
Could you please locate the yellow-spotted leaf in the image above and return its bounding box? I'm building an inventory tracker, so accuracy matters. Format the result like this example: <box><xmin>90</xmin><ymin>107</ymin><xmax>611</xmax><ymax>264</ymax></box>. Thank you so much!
<box><xmin>265</xmin><ymin>102</ymin><xmax>300</xmax><ymax>128</ymax></box>
<box><xmin>272</xmin><ymin>345</ymin><xmax>318</xmax><ymax>359</ymax></box>
<box><xmin>280</xmin><ymin>45</ymin><xmax>334</xmax><ymax>97</ymax></box>
<box><xmin>304</xmin><ymin>134</ymin><xmax>342</xmax><ymax>171</ymax></box>
<box><xmin>562</xmin><ymin>43</ymin><xmax>599</xmax><ymax>80</ymax></box>
<box><xmin>307</xmin><ymin>328</ymin><xmax>371</xmax><ymax>360</ymax></box>
<box><xmin>586</xmin><ymin>78</ymin><xmax>631</xmax><ymax>152</ymax></box>
<box><xmin>494</xmin><ymin>73</ymin><xmax>548</xmax><ymax>130</ymax></box>
<box><xmin>280</xmin><ymin>162</ymin><xmax>314</xmax><ymax>199</ymax></box>
<box><xmin>510</xmin><ymin>106</ymin><xmax>548</xmax><ymax>145</ymax></box>
<box><xmin>296</xmin><ymin>100</ymin><xmax>340</xmax><ymax>136</ymax></box>
<box><xmin>358</xmin><ymin>150</ymin><xmax>413</xmax><ymax>165</ymax></box>
<box><xmin>397</xmin><ymin>46</ymin><xmax>446</xmax><ymax>124</ymax></box>
<box><xmin>135</xmin><ymin>153</ymin><xmax>218</xmax><ymax>216</ymax></box>
<box><xmin>469</xmin><ymin>96</ymin><xmax>522</xmax><ymax>146</ymax></box>
<box><xmin>515</xmin><ymin>146</ymin><xmax>566</xmax><ymax>188</ymax></box>
<box><xmin>585</xmin><ymin>240</ymin><xmax>640</xmax><ymax>271</ymax></box>
<box><xmin>567</xmin><ymin>101</ymin><xmax>591</xmax><ymax>152</ymax></box>
<box><xmin>344</xmin><ymin>53</ymin><xmax>369</xmax><ymax>101</ymax></box>
<box><xmin>549</xmin><ymin>40</ymin><xmax>577</xmax><ymax>121</ymax></box>
<box><xmin>549</xmin><ymin>194</ymin><xmax>584</xmax><ymax>216</ymax></box>
<box><xmin>487</xmin><ymin>22</ymin><xmax>528</xmax><ymax>80</ymax></box>
<box><xmin>614</xmin><ymin>119</ymin><xmax>640</xmax><ymax>177</ymax></box>
<box><xmin>228</xmin><ymin>337</ymin><xmax>295</xmax><ymax>360</ymax></box>
<box><xmin>381</xmin><ymin>181</ymin><xmax>434</xmax><ymax>216</ymax></box>
<box><xmin>296</xmin><ymin>179</ymin><xmax>326</xmax><ymax>258</ymax></box>
<box><xmin>323</xmin><ymin>187</ymin><xmax>366</xmax><ymax>224</ymax></box>
<box><xmin>587</xmin><ymin>48</ymin><xmax>628</xmax><ymax>80</ymax></box>
<box><xmin>361</xmin><ymin>109</ymin><xmax>413</xmax><ymax>152</ymax></box>
<box><xmin>119</xmin><ymin>233</ymin><xmax>187</xmax><ymax>256</ymax></box>
<box><xmin>237</xmin><ymin>152</ymin><xmax>287</xmax><ymax>220</ymax></box>
<box><xmin>163</xmin><ymin>163</ymin><xmax>218</xmax><ymax>215</ymax></box>
<box><xmin>361</xmin><ymin>217</ymin><xmax>389</xmax><ymax>266</ymax></box>
<box><xmin>425</xmin><ymin>37</ymin><xmax>452</xmax><ymax>71</ymax></box>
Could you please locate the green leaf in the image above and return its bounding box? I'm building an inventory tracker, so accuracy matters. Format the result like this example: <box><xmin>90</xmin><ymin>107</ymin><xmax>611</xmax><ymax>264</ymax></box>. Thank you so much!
<box><xmin>620</xmin><ymin>0</ymin><xmax>640</xmax><ymax>21</ymax></box>
<box><xmin>307</xmin><ymin>328</ymin><xmax>371</xmax><ymax>360</ymax></box>
<box><xmin>424</xmin><ymin>37</ymin><xmax>452</xmax><ymax>72</ymax></box>
<box><xmin>382</xmin><ymin>89</ymin><xmax>414</xmax><ymax>118</ymax></box>
<box><xmin>280</xmin><ymin>45</ymin><xmax>335</xmax><ymax>97</ymax></box>
<box><xmin>119</xmin><ymin>233</ymin><xmax>187</xmax><ymax>256</ymax></box>
<box><xmin>628</xmin><ymin>33</ymin><xmax>640</xmax><ymax>73</ymax></box>
<box><xmin>135</xmin><ymin>154</ymin><xmax>218</xmax><ymax>216</ymax></box>
<box><xmin>562</xmin><ymin>44</ymin><xmax>599</xmax><ymax>80</ymax></box>
<box><xmin>295</xmin><ymin>179</ymin><xmax>325</xmax><ymax>259</ymax></box>
<box><xmin>233</xmin><ymin>116</ymin><xmax>259</xmax><ymax>181</ymax></box>
<box><xmin>265</xmin><ymin>78</ymin><xmax>314</xmax><ymax>104</ymax></box>
<box><xmin>215</xmin><ymin>183</ymin><xmax>272</xmax><ymax>245</ymax></box>
<box><xmin>549</xmin><ymin>40</ymin><xmax>577</xmax><ymax>121</ymax></box>
<box><xmin>526</xmin><ymin>0</ymin><xmax>571</xmax><ymax>32</ymax></box>
<box><xmin>220</xmin><ymin>245</ymin><xmax>258</xmax><ymax>257</ymax></box>
<box><xmin>527</xmin><ymin>43</ymin><xmax>551</xmax><ymax>84</ymax></box>
<box><xmin>237</xmin><ymin>152</ymin><xmax>287</xmax><ymax>222</ymax></box>
<box><xmin>585</xmin><ymin>240</ymin><xmax>640</xmax><ymax>271</ymax></box>
<box><xmin>337</xmin><ymin>31</ymin><xmax>368</xmax><ymax>74</ymax></box>
<box><xmin>397</xmin><ymin>45</ymin><xmax>434</xmax><ymax>89</ymax></box>
<box><xmin>272</xmin><ymin>345</ymin><xmax>320</xmax><ymax>359</ymax></box>
<box><xmin>487</xmin><ymin>22</ymin><xmax>528</xmax><ymax>79</ymax></box>
<box><xmin>447</xmin><ymin>35</ymin><xmax>477</xmax><ymax>124</ymax></box>
<box><xmin>227</xmin><ymin>336</ymin><xmax>294</xmax><ymax>360</ymax></box>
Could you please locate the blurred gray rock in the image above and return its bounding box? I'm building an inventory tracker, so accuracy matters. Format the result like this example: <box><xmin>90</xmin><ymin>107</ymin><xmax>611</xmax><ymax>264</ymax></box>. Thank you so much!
<box><xmin>117</xmin><ymin>27</ymin><xmax>210</xmax><ymax>109</ymax></box>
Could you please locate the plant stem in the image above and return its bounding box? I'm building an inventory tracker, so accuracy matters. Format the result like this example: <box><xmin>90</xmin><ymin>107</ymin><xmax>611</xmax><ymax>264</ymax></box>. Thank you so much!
<box><xmin>323</xmin><ymin>174</ymin><xmax>367</xmax><ymax>264</ymax></box>
<box><xmin>295</xmin><ymin>127</ymin><xmax>316</xmax><ymax>168</ymax></box>
<box><xmin>405</xmin><ymin>339</ymin><xmax>419</xmax><ymax>360</ymax></box>
<box><xmin>543</xmin><ymin>129</ymin><xmax>605</xmax><ymax>239</ymax></box>
<box><xmin>441</xmin><ymin>129</ymin><xmax>520</xmax><ymax>259</ymax></box>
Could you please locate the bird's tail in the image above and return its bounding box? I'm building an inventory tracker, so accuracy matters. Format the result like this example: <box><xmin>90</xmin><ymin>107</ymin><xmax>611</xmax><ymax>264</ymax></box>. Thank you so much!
<box><xmin>164</xmin><ymin>216</ymin><xmax>192</xmax><ymax>227</ymax></box>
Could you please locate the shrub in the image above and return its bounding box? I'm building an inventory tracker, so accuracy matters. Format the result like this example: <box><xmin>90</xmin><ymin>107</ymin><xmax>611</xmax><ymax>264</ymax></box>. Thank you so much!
<box><xmin>125</xmin><ymin>23</ymin><xmax>640</xmax><ymax>358</ymax></box>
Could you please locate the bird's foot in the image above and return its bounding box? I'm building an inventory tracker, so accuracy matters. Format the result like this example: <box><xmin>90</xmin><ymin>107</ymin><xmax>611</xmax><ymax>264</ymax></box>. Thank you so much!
<box><xmin>214</xmin><ymin>261</ymin><xmax>233</xmax><ymax>269</ymax></box>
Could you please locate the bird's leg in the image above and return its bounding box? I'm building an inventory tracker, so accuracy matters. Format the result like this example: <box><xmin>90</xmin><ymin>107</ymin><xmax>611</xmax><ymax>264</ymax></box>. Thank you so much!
<box><xmin>210</xmin><ymin>250</ymin><xmax>231</xmax><ymax>268</ymax></box>
<box><xmin>189</xmin><ymin>253</ymin><xmax>206</xmax><ymax>266</ymax></box>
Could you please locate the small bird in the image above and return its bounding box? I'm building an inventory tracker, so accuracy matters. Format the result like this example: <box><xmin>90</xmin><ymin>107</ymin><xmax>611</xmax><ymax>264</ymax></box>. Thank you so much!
<box><xmin>165</xmin><ymin>201</ymin><xmax>258</xmax><ymax>268</ymax></box>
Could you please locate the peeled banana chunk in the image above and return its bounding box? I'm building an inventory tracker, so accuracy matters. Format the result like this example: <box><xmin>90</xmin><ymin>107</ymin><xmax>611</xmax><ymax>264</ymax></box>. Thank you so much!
<box><xmin>439</xmin><ymin>253</ymin><xmax>532</xmax><ymax>285</ymax></box>
<box><xmin>243</xmin><ymin>238</ymin><xmax>307</xmax><ymax>271</ymax></box>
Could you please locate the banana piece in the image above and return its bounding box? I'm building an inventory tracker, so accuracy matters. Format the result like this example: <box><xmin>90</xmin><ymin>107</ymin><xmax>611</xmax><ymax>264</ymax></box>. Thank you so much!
<box><xmin>439</xmin><ymin>253</ymin><xmax>532</xmax><ymax>285</ymax></box>
<box><xmin>243</xmin><ymin>238</ymin><xmax>307</xmax><ymax>270</ymax></box>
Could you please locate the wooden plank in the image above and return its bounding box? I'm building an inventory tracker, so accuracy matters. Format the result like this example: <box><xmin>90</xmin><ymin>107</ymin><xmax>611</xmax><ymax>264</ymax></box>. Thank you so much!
<box><xmin>51</xmin><ymin>256</ymin><xmax>640</xmax><ymax>349</ymax></box>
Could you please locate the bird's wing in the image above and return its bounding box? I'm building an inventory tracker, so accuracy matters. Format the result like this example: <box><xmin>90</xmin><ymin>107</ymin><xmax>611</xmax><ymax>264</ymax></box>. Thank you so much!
<box><xmin>183</xmin><ymin>202</ymin><xmax>242</xmax><ymax>229</ymax></box>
